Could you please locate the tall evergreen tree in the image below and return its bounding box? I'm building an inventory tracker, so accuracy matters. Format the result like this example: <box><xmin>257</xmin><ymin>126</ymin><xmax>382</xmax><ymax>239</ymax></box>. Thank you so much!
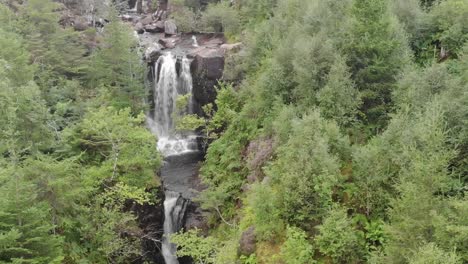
<box><xmin>346</xmin><ymin>0</ymin><xmax>410</xmax><ymax>130</ymax></box>
<box><xmin>88</xmin><ymin>8</ymin><xmax>145</xmax><ymax>111</ymax></box>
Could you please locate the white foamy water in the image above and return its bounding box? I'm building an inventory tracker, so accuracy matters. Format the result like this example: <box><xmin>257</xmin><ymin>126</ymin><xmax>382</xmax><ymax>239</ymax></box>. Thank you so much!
<box><xmin>147</xmin><ymin>52</ymin><xmax>198</xmax><ymax>264</ymax></box>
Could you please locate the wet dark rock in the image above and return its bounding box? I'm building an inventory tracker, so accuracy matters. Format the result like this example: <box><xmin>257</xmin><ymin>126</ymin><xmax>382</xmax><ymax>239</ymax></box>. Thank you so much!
<box><xmin>145</xmin><ymin>23</ymin><xmax>164</xmax><ymax>33</ymax></box>
<box><xmin>190</xmin><ymin>48</ymin><xmax>224</xmax><ymax>106</ymax></box>
<box><xmin>128</xmin><ymin>0</ymin><xmax>138</xmax><ymax>9</ymax></box>
<box><xmin>145</xmin><ymin>43</ymin><xmax>163</xmax><ymax>62</ymax></box>
<box><xmin>239</xmin><ymin>227</ymin><xmax>257</xmax><ymax>256</ymax></box>
<box><xmin>184</xmin><ymin>201</ymin><xmax>208</xmax><ymax>233</ymax></box>
<box><xmin>129</xmin><ymin>187</ymin><xmax>165</xmax><ymax>263</ymax></box>
<box><xmin>158</xmin><ymin>38</ymin><xmax>178</xmax><ymax>49</ymax></box>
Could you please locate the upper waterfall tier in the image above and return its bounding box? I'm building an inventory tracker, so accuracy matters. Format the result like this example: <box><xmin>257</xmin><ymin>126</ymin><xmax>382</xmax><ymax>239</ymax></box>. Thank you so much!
<box><xmin>148</xmin><ymin>52</ymin><xmax>198</xmax><ymax>157</ymax></box>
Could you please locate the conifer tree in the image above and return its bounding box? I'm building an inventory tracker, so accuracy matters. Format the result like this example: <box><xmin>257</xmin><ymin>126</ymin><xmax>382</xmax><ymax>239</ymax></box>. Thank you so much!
<box><xmin>346</xmin><ymin>0</ymin><xmax>410</xmax><ymax>130</ymax></box>
<box><xmin>88</xmin><ymin>7</ymin><xmax>145</xmax><ymax>111</ymax></box>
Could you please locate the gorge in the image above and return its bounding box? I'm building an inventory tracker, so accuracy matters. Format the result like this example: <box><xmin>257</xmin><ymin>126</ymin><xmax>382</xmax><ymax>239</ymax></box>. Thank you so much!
<box><xmin>2</xmin><ymin>0</ymin><xmax>466</xmax><ymax>263</ymax></box>
<box><xmin>135</xmin><ymin>4</ymin><xmax>228</xmax><ymax>262</ymax></box>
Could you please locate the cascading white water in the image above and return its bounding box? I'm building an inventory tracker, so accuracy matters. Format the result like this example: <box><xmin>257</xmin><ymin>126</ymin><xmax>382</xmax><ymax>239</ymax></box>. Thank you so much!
<box><xmin>148</xmin><ymin>52</ymin><xmax>198</xmax><ymax>264</ymax></box>
<box><xmin>149</xmin><ymin>53</ymin><xmax>198</xmax><ymax>156</ymax></box>
<box><xmin>192</xmin><ymin>35</ymin><xmax>199</xmax><ymax>47</ymax></box>
<box><xmin>153</xmin><ymin>53</ymin><xmax>178</xmax><ymax>138</ymax></box>
<box><xmin>161</xmin><ymin>191</ymin><xmax>187</xmax><ymax>264</ymax></box>
<box><xmin>180</xmin><ymin>56</ymin><xmax>194</xmax><ymax>114</ymax></box>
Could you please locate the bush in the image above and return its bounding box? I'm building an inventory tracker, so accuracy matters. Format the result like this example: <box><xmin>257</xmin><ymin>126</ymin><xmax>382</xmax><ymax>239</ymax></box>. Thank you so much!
<box><xmin>315</xmin><ymin>207</ymin><xmax>363</xmax><ymax>262</ymax></box>
<box><xmin>171</xmin><ymin>6</ymin><xmax>199</xmax><ymax>32</ymax></box>
<box><xmin>409</xmin><ymin>243</ymin><xmax>461</xmax><ymax>264</ymax></box>
<box><xmin>201</xmin><ymin>1</ymin><xmax>240</xmax><ymax>35</ymax></box>
<box><xmin>281</xmin><ymin>226</ymin><xmax>315</xmax><ymax>264</ymax></box>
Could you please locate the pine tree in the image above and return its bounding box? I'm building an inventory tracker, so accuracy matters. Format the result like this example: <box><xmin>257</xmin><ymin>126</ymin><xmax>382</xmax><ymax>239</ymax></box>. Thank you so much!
<box><xmin>346</xmin><ymin>0</ymin><xmax>410</xmax><ymax>130</ymax></box>
<box><xmin>0</xmin><ymin>160</ymin><xmax>63</xmax><ymax>263</ymax></box>
<box><xmin>88</xmin><ymin>7</ymin><xmax>145</xmax><ymax>111</ymax></box>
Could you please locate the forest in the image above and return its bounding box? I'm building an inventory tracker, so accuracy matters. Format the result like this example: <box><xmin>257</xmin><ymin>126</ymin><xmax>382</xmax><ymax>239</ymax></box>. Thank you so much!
<box><xmin>0</xmin><ymin>0</ymin><xmax>467</xmax><ymax>263</ymax></box>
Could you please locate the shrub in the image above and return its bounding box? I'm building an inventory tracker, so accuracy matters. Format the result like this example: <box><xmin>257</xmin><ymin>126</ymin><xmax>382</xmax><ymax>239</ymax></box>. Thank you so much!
<box><xmin>201</xmin><ymin>1</ymin><xmax>240</xmax><ymax>35</ymax></box>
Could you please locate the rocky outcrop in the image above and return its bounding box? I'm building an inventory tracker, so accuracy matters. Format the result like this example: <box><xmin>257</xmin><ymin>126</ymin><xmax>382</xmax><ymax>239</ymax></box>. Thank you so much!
<box><xmin>245</xmin><ymin>137</ymin><xmax>274</xmax><ymax>183</ymax></box>
<box><xmin>164</xmin><ymin>20</ymin><xmax>178</xmax><ymax>36</ymax></box>
<box><xmin>72</xmin><ymin>16</ymin><xmax>89</xmax><ymax>31</ymax></box>
<box><xmin>239</xmin><ymin>227</ymin><xmax>257</xmax><ymax>256</ymax></box>
<box><xmin>190</xmin><ymin>47</ymin><xmax>225</xmax><ymax>106</ymax></box>
<box><xmin>158</xmin><ymin>38</ymin><xmax>178</xmax><ymax>49</ymax></box>
<box><xmin>144</xmin><ymin>43</ymin><xmax>163</xmax><ymax>62</ymax></box>
<box><xmin>130</xmin><ymin>187</ymin><xmax>165</xmax><ymax>263</ymax></box>
<box><xmin>221</xmin><ymin>42</ymin><xmax>243</xmax><ymax>53</ymax></box>
<box><xmin>184</xmin><ymin>201</ymin><xmax>208</xmax><ymax>233</ymax></box>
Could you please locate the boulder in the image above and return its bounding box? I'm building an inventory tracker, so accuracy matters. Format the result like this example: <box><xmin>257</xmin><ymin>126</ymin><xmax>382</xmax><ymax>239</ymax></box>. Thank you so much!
<box><xmin>145</xmin><ymin>23</ymin><xmax>164</xmax><ymax>33</ymax></box>
<box><xmin>191</xmin><ymin>47</ymin><xmax>225</xmax><ymax>106</ymax></box>
<box><xmin>184</xmin><ymin>202</ymin><xmax>208</xmax><ymax>233</ymax></box>
<box><xmin>140</xmin><ymin>15</ymin><xmax>154</xmax><ymax>26</ymax></box>
<box><xmin>144</xmin><ymin>43</ymin><xmax>163</xmax><ymax>62</ymax></box>
<box><xmin>193</xmin><ymin>48</ymin><xmax>224</xmax><ymax>79</ymax></box>
<box><xmin>221</xmin><ymin>42</ymin><xmax>243</xmax><ymax>53</ymax></box>
<box><xmin>155</xmin><ymin>21</ymin><xmax>165</xmax><ymax>31</ymax></box>
<box><xmin>72</xmin><ymin>17</ymin><xmax>89</xmax><ymax>31</ymax></box>
<box><xmin>239</xmin><ymin>227</ymin><xmax>256</xmax><ymax>256</ymax></box>
<box><xmin>245</xmin><ymin>137</ymin><xmax>274</xmax><ymax>183</ymax></box>
<box><xmin>134</xmin><ymin>22</ymin><xmax>144</xmax><ymax>34</ymax></box>
<box><xmin>158</xmin><ymin>38</ymin><xmax>177</xmax><ymax>49</ymax></box>
<box><xmin>164</xmin><ymin>20</ymin><xmax>178</xmax><ymax>36</ymax></box>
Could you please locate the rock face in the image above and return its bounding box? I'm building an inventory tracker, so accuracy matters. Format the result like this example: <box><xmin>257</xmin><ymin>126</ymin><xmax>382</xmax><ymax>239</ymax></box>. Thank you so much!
<box><xmin>134</xmin><ymin>22</ymin><xmax>144</xmax><ymax>33</ymax></box>
<box><xmin>184</xmin><ymin>201</ymin><xmax>208</xmax><ymax>232</ymax></box>
<box><xmin>130</xmin><ymin>187</ymin><xmax>165</xmax><ymax>263</ymax></box>
<box><xmin>144</xmin><ymin>43</ymin><xmax>163</xmax><ymax>62</ymax></box>
<box><xmin>140</xmin><ymin>15</ymin><xmax>154</xmax><ymax>25</ymax></box>
<box><xmin>239</xmin><ymin>227</ymin><xmax>257</xmax><ymax>256</ymax></box>
<box><xmin>72</xmin><ymin>16</ymin><xmax>89</xmax><ymax>31</ymax></box>
<box><xmin>191</xmin><ymin>47</ymin><xmax>225</xmax><ymax>106</ymax></box>
<box><xmin>158</xmin><ymin>38</ymin><xmax>177</xmax><ymax>49</ymax></box>
<box><xmin>245</xmin><ymin>137</ymin><xmax>274</xmax><ymax>183</ymax></box>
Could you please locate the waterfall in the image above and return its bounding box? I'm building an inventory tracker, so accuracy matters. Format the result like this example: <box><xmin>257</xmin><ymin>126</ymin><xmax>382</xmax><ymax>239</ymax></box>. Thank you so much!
<box><xmin>161</xmin><ymin>191</ymin><xmax>188</xmax><ymax>264</ymax></box>
<box><xmin>148</xmin><ymin>52</ymin><xmax>198</xmax><ymax>264</ymax></box>
<box><xmin>149</xmin><ymin>52</ymin><xmax>197</xmax><ymax>157</ymax></box>
<box><xmin>192</xmin><ymin>35</ymin><xmax>199</xmax><ymax>47</ymax></box>
<box><xmin>180</xmin><ymin>56</ymin><xmax>194</xmax><ymax>114</ymax></box>
<box><xmin>153</xmin><ymin>53</ymin><xmax>178</xmax><ymax>138</ymax></box>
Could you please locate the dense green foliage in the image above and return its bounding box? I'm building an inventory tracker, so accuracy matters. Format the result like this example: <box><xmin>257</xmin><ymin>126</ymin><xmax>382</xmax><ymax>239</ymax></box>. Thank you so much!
<box><xmin>0</xmin><ymin>1</ymin><xmax>160</xmax><ymax>263</ymax></box>
<box><xmin>171</xmin><ymin>0</ymin><xmax>468</xmax><ymax>263</ymax></box>
<box><xmin>1</xmin><ymin>0</ymin><xmax>467</xmax><ymax>263</ymax></box>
